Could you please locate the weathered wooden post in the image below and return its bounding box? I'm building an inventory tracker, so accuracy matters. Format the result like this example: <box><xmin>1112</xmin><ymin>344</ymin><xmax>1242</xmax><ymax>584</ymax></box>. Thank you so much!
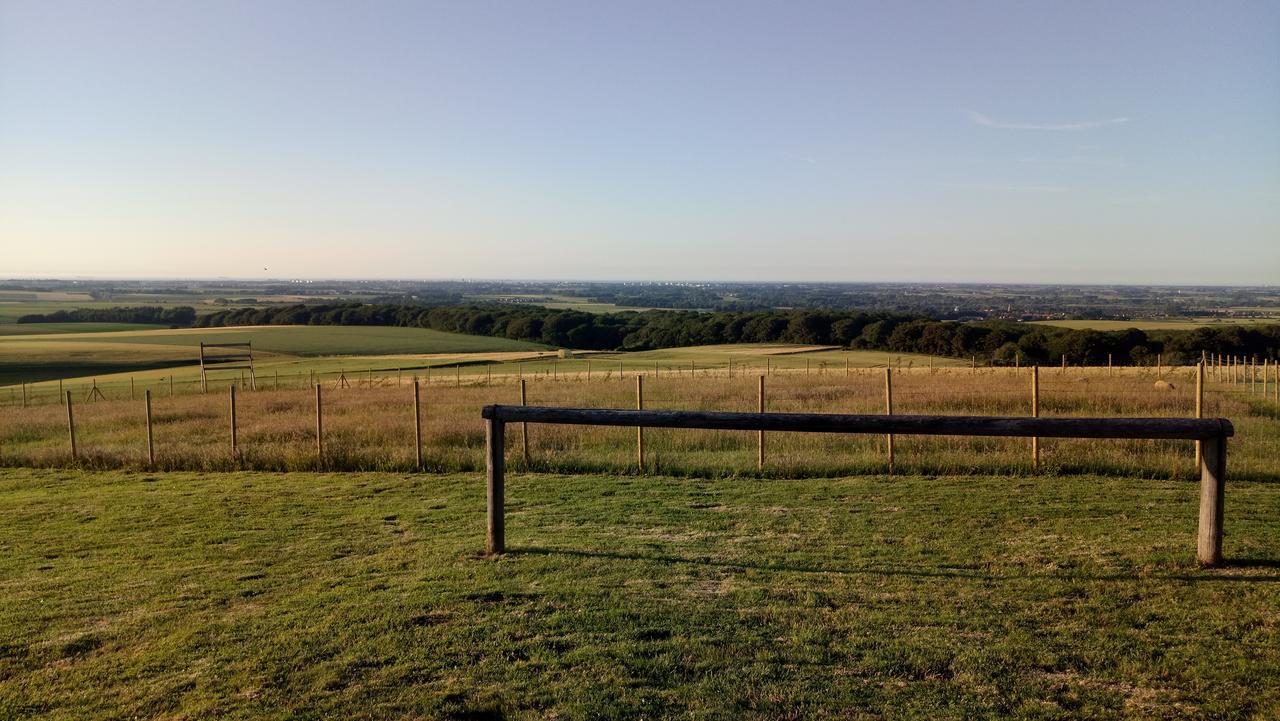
<box><xmin>757</xmin><ymin>375</ymin><xmax>765</xmax><ymax>471</ymax></box>
<box><xmin>1198</xmin><ymin>431</ymin><xmax>1227</xmax><ymax>566</ymax></box>
<box><xmin>519</xmin><ymin>379</ymin><xmax>530</xmax><ymax>466</ymax></box>
<box><xmin>413</xmin><ymin>381</ymin><xmax>423</xmax><ymax>470</ymax></box>
<box><xmin>66</xmin><ymin>391</ymin><xmax>77</xmax><ymax>460</ymax></box>
<box><xmin>1108</xmin><ymin>353</ymin><xmax>1112</xmax><ymax>377</ymax></box>
<box><xmin>315</xmin><ymin>385</ymin><xmax>324</xmax><ymax>464</ymax></box>
<box><xmin>636</xmin><ymin>375</ymin><xmax>645</xmax><ymax>472</ymax></box>
<box><xmin>229</xmin><ymin>384</ymin><xmax>238</xmax><ymax>459</ymax></box>
<box><xmin>144</xmin><ymin>389</ymin><xmax>154</xmax><ymax>466</ymax></box>
<box><xmin>1195</xmin><ymin>361</ymin><xmax>1204</xmax><ymax>469</ymax></box>
<box><xmin>59</xmin><ymin>378</ymin><xmax>64</xmax><ymax>404</ymax></box>
<box><xmin>587</xmin><ymin>360</ymin><xmax>592</xmax><ymax>381</ymax></box>
<box><xmin>1031</xmin><ymin>366</ymin><xmax>1040</xmax><ymax>470</ymax></box>
<box><xmin>884</xmin><ymin>367</ymin><xmax>894</xmax><ymax>474</ymax></box>
<box><xmin>486</xmin><ymin>416</ymin><xmax>505</xmax><ymax>555</ymax></box>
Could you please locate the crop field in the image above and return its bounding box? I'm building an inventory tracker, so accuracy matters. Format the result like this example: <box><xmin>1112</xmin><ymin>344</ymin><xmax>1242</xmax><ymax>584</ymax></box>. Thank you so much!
<box><xmin>1</xmin><ymin>466</ymin><xmax>1278</xmax><ymax>719</ymax></box>
<box><xmin>1031</xmin><ymin>318</ymin><xmax>1280</xmax><ymax>331</ymax></box>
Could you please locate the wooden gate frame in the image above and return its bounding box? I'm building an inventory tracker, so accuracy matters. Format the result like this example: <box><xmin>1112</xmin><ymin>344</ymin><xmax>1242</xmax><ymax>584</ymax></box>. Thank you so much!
<box><xmin>480</xmin><ymin>406</ymin><xmax>1233</xmax><ymax>566</ymax></box>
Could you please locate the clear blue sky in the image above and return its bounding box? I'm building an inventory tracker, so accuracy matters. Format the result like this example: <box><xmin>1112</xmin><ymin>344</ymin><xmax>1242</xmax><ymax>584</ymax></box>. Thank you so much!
<box><xmin>2</xmin><ymin>0</ymin><xmax>1277</xmax><ymax>283</ymax></box>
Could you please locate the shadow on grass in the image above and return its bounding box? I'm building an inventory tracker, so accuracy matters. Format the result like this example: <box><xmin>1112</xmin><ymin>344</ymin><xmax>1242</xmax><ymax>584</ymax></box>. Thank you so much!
<box><xmin>510</xmin><ymin>546</ymin><xmax>1280</xmax><ymax>584</ymax></box>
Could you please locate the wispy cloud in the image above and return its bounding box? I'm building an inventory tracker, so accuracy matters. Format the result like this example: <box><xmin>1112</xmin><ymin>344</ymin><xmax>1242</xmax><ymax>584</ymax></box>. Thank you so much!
<box><xmin>1016</xmin><ymin>154</ymin><xmax>1127</xmax><ymax>168</ymax></box>
<box><xmin>963</xmin><ymin>109</ymin><xmax>1130</xmax><ymax>131</ymax></box>
<box><xmin>945</xmin><ymin>181</ymin><xmax>1071</xmax><ymax>193</ymax></box>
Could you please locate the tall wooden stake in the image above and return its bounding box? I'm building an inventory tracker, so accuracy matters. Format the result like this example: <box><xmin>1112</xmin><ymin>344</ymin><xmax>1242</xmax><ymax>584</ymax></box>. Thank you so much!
<box><xmin>66</xmin><ymin>391</ymin><xmax>77</xmax><ymax>460</ymax></box>
<box><xmin>413</xmin><ymin>381</ymin><xmax>423</xmax><ymax>470</ymax></box>
<box><xmin>636</xmin><ymin>375</ymin><xmax>645</xmax><ymax>472</ymax></box>
<box><xmin>884</xmin><ymin>367</ymin><xmax>894</xmax><ymax>475</ymax></box>
<box><xmin>757</xmin><ymin>375</ymin><xmax>765</xmax><ymax>471</ymax></box>
<box><xmin>315</xmin><ymin>385</ymin><xmax>324</xmax><ymax>464</ymax></box>
<box><xmin>1031</xmin><ymin>366</ymin><xmax>1040</xmax><ymax>470</ymax></box>
<box><xmin>145</xmin><ymin>389</ymin><xmax>154</xmax><ymax>466</ymax></box>
<box><xmin>229</xmin><ymin>384</ymin><xmax>238</xmax><ymax>459</ymax></box>
<box><xmin>1195</xmin><ymin>361</ymin><xmax>1204</xmax><ymax>469</ymax></box>
<box><xmin>519</xmin><ymin>379</ymin><xmax>530</xmax><ymax>466</ymax></box>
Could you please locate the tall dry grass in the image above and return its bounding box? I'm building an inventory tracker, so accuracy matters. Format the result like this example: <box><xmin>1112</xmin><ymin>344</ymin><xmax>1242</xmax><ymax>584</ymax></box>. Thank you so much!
<box><xmin>2</xmin><ymin>365</ymin><xmax>1277</xmax><ymax>481</ymax></box>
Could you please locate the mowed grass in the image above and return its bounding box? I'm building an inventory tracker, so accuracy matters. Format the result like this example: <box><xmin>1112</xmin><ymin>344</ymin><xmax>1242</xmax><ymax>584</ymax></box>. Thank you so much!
<box><xmin>0</xmin><ymin>467</ymin><xmax>1277</xmax><ymax>719</ymax></box>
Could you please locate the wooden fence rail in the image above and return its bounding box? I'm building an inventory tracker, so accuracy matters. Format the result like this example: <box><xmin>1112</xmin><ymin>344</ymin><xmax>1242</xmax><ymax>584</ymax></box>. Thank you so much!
<box><xmin>480</xmin><ymin>405</ymin><xmax>1234</xmax><ymax>566</ymax></box>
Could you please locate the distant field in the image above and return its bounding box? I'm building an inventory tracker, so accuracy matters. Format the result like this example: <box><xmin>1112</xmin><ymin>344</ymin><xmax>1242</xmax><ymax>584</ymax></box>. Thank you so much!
<box><xmin>1032</xmin><ymin>318</ymin><xmax>1280</xmax><ymax>331</ymax></box>
<box><xmin>0</xmin><ymin>326</ymin><xmax>547</xmax><ymax>385</ymax></box>
<box><xmin>465</xmin><ymin>293</ymin><xmax>657</xmax><ymax>314</ymax></box>
<box><xmin>0</xmin><ymin>300</ymin><xmax>222</xmax><ymax>325</ymax></box>
<box><xmin>1</xmin><ymin>467</ymin><xmax>1277</xmax><ymax>718</ymax></box>
<box><xmin>0</xmin><ymin>322</ymin><xmax>170</xmax><ymax>336</ymax></box>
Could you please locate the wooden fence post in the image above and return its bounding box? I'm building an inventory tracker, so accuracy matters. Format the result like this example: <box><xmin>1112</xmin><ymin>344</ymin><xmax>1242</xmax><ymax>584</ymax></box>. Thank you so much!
<box><xmin>884</xmin><ymin>367</ymin><xmax>894</xmax><ymax>474</ymax></box>
<box><xmin>1195</xmin><ymin>361</ymin><xmax>1204</xmax><ymax>469</ymax></box>
<box><xmin>757</xmin><ymin>375</ymin><xmax>765</xmax><ymax>471</ymax></box>
<box><xmin>66</xmin><ymin>391</ymin><xmax>77</xmax><ymax>460</ymax></box>
<box><xmin>636</xmin><ymin>375</ymin><xmax>645</xmax><ymax>472</ymax></box>
<box><xmin>315</xmin><ymin>385</ymin><xmax>324</xmax><ymax>464</ymax></box>
<box><xmin>145</xmin><ymin>389</ymin><xmax>154</xmax><ymax>466</ymax></box>
<box><xmin>1107</xmin><ymin>353</ymin><xmax>1112</xmax><ymax>377</ymax></box>
<box><xmin>229</xmin><ymin>384</ymin><xmax>238</xmax><ymax>459</ymax></box>
<box><xmin>519</xmin><ymin>379</ymin><xmax>530</xmax><ymax>466</ymax></box>
<box><xmin>413</xmin><ymin>381</ymin><xmax>423</xmax><ymax>470</ymax></box>
<box><xmin>1198</xmin><ymin>433</ymin><xmax>1226</xmax><ymax>566</ymax></box>
<box><xmin>1031</xmin><ymin>366</ymin><xmax>1040</xmax><ymax>470</ymax></box>
<box><xmin>59</xmin><ymin>378</ymin><xmax>64</xmax><ymax>404</ymax></box>
<box><xmin>486</xmin><ymin>417</ymin><xmax>505</xmax><ymax>555</ymax></box>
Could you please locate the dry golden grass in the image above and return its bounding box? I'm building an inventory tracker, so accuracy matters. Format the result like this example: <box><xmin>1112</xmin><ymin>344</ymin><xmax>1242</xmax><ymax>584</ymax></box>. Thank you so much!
<box><xmin>3</xmin><ymin>364</ymin><xmax>1277</xmax><ymax>482</ymax></box>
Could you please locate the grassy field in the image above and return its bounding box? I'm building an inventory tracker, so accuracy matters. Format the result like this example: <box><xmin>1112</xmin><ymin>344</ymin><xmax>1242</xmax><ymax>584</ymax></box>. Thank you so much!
<box><xmin>5</xmin><ymin>364</ymin><xmax>1278</xmax><ymax>484</ymax></box>
<box><xmin>0</xmin><ymin>322</ymin><xmax>171</xmax><ymax>337</ymax></box>
<box><xmin>1031</xmin><ymin>319</ymin><xmax>1280</xmax><ymax>331</ymax></box>
<box><xmin>0</xmin><ymin>467</ymin><xmax>1277</xmax><ymax>719</ymax></box>
<box><xmin>0</xmin><ymin>326</ymin><xmax>548</xmax><ymax>385</ymax></box>
<box><xmin>0</xmin><ymin>330</ymin><xmax>954</xmax><ymax>392</ymax></box>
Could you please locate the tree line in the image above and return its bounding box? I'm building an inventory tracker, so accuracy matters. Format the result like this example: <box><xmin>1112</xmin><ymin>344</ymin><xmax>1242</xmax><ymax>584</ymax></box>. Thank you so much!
<box><xmin>191</xmin><ymin>302</ymin><xmax>1280</xmax><ymax>365</ymax></box>
<box><xmin>17</xmin><ymin>306</ymin><xmax>197</xmax><ymax>325</ymax></box>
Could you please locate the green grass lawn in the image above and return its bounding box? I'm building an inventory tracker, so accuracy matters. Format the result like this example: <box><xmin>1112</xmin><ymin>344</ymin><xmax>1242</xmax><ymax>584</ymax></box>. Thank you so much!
<box><xmin>1</xmin><ymin>468</ymin><xmax>1277</xmax><ymax>719</ymax></box>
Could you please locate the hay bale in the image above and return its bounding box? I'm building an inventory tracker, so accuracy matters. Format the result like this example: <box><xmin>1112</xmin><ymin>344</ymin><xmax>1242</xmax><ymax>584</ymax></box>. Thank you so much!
<box><xmin>1153</xmin><ymin>379</ymin><xmax>1176</xmax><ymax>391</ymax></box>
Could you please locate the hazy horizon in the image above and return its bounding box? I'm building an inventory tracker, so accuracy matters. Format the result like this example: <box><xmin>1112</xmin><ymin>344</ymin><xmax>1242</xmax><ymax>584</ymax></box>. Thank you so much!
<box><xmin>3</xmin><ymin>1</ymin><xmax>1278</xmax><ymax>284</ymax></box>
